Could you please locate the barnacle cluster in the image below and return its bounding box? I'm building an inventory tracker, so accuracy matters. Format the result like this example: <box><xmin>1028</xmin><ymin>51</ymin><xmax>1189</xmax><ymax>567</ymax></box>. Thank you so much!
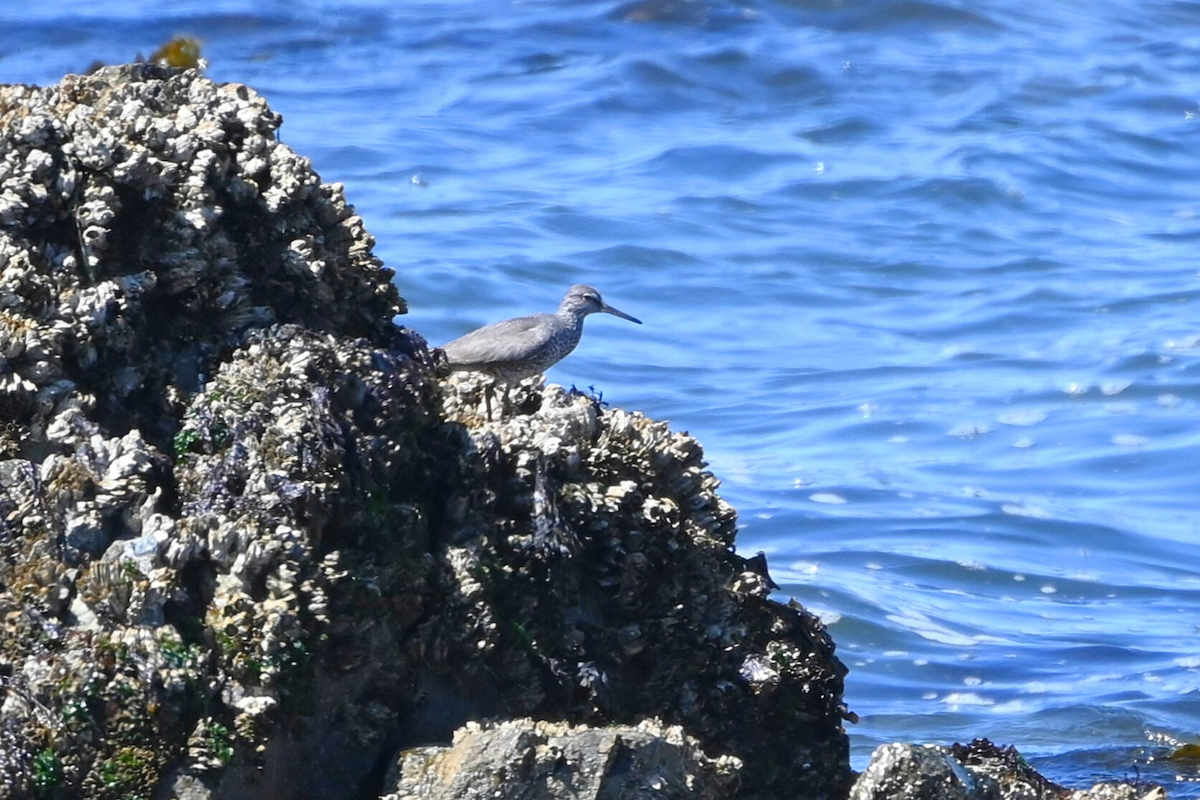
<box><xmin>436</xmin><ymin>375</ymin><xmax>852</xmax><ymax>797</ymax></box>
<box><xmin>0</xmin><ymin>64</ymin><xmax>437</xmax><ymax>798</ymax></box>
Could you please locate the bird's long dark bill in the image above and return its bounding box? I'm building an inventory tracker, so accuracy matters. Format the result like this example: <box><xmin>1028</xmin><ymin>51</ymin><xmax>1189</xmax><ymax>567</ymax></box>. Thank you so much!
<box><xmin>603</xmin><ymin>304</ymin><xmax>642</xmax><ymax>324</ymax></box>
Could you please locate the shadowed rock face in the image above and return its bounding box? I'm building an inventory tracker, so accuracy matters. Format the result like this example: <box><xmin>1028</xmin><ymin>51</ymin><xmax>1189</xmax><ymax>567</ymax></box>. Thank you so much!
<box><xmin>436</xmin><ymin>375</ymin><xmax>854</xmax><ymax>797</ymax></box>
<box><xmin>0</xmin><ymin>65</ymin><xmax>857</xmax><ymax>800</ymax></box>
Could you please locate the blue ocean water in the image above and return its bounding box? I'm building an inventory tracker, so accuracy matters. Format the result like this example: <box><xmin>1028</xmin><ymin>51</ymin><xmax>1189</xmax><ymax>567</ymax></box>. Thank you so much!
<box><xmin>5</xmin><ymin>0</ymin><xmax>1200</xmax><ymax>792</ymax></box>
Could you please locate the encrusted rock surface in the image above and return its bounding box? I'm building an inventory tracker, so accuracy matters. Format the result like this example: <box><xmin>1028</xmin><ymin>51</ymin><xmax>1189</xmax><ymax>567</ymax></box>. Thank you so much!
<box><xmin>849</xmin><ymin>741</ymin><xmax>1166</xmax><ymax>800</ymax></box>
<box><xmin>382</xmin><ymin>717</ymin><xmax>742</xmax><ymax>799</ymax></box>
<box><xmin>0</xmin><ymin>63</ymin><xmax>431</xmax><ymax>799</ymax></box>
<box><xmin>0</xmin><ymin>64</ymin><xmax>852</xmax><ymax>799</ymax></box>
<box><xmin>433</xmin><ymin>375</ymin><xmax>854</xmax><ymax>797</ymax></box>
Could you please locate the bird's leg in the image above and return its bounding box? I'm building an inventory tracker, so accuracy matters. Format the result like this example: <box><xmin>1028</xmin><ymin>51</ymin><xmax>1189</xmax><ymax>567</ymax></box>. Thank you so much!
<box><xmin>484</xmin><ymin>381</ymin><xmax>494</xmax><ymax>422</ymax></box>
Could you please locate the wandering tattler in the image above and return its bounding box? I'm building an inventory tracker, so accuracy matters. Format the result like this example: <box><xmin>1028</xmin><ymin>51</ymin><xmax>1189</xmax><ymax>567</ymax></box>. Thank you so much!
<box><xmin>442</xmin><ymin>284</ymin><xmax>641</xmax><ymax>416</ymax></box>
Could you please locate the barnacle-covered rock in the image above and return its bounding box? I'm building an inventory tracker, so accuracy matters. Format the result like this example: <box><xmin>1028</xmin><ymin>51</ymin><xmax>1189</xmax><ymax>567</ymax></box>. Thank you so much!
<box><xmin>0</xmin><ymin>62</ymin><xmax>408</xmax><ymax>455</ymax></box>
<box><xmin>849</xmin><ymin>741</ymin><xmax>1167</xmax><ymax>800</ymax></box>
<box><xmin>434</xmin><ymin>375</ymin><xmax>853</xmax><ymax>798</ymax></box>
<box><xmin>0</xmin><ymin>63</ymin><xmax>437</xmax><ymax>799</ymax></box>
<box><xmin>170</xmin><ymin>324</ymin><xmax>438</xmax><ymax>773</ymax></box>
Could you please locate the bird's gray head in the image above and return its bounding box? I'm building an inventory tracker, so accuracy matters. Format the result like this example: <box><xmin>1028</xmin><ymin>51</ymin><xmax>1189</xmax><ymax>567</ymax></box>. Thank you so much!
<box><xmin>559</xmin><ymin>284</ymin><xmax>642</xmax><ymax>325</ymax></box>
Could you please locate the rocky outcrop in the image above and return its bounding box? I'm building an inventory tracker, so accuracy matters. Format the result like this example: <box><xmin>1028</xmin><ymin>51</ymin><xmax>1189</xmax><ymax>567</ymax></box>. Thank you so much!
<box><xmin>0</xmin><ymin>64</ymin><xmax>855</xmax><ymax>800</ymax></box>
<box><xmin>431</xmin><ymin>375</ymin><xmax>855</xmax><ymax>798</ymax></box>
<box><xmin>0</xmin><ymin>62</ymin><xmax>430</xmax><ymax>800</ymax></box>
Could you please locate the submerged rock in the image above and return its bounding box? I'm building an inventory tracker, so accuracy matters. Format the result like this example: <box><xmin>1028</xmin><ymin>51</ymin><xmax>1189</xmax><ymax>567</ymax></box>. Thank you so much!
<box><xmin>849</xmin><ymin>741</ymin><xmax>1166</xmax><ymax>800</ymax></box>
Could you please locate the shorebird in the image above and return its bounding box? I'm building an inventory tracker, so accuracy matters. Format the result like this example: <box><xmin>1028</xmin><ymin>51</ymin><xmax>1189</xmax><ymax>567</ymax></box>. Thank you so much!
<box><xmin>442</xmin><ymin>284</ymin><xmax>642</xmax><ymax>418</ymax></box>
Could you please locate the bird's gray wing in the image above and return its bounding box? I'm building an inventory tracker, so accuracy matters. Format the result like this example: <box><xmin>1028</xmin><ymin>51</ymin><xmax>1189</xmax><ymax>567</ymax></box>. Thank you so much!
<box><xmin>442</xmin><ymin>313</ymin><xmax>554</xmax><ymax>367</ymax></box>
